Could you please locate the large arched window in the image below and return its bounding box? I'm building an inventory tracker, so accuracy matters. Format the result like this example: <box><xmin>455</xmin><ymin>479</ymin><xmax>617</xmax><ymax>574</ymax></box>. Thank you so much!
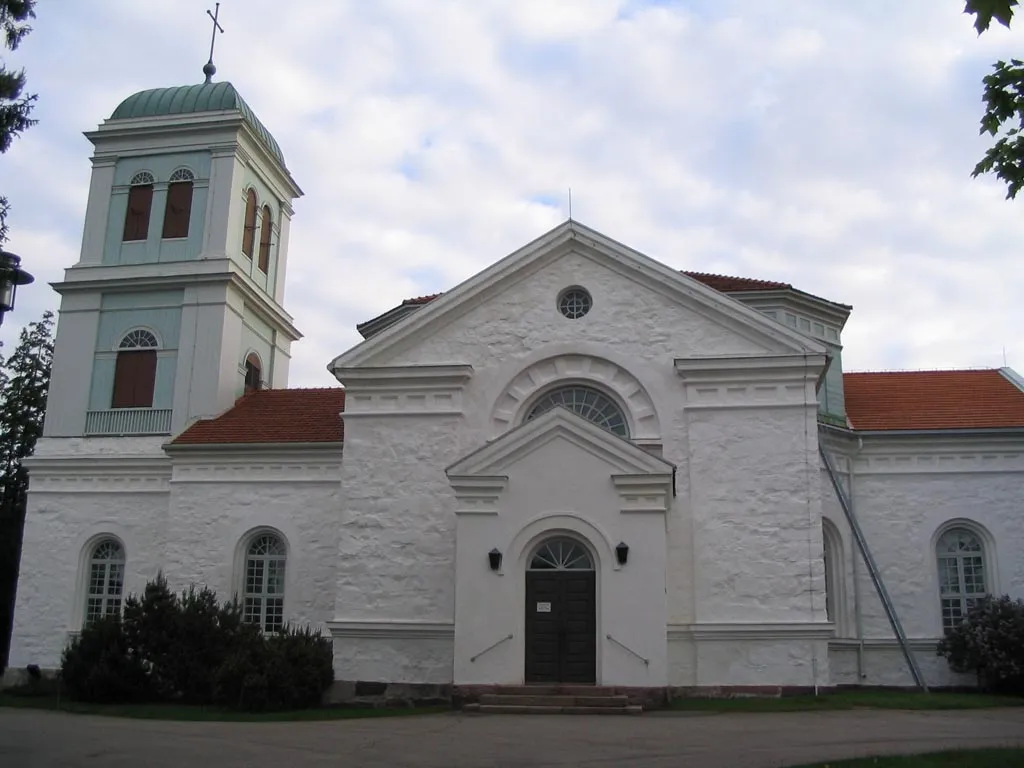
<box><xmin>937</xmin><ymin>527</ymin><xmax>988</xmax><ymax>632</ymax></box>
<box><xmin>112</xmin><ymin>329</ymin><xmax>159</xmax><ymax>409</ymax></box>
<box><xmin>242</xmin><ymin>189</ymin><xmax>258</xmax><ymax>258</ymax></box>
<box><xmin>526</xmin><ymin>385</ymin><xmax>628</xmax><ymax>437</ymax></box>
<box><xmin>162</xmin><ymin>168</ymin><xmax>195</xmax><ymax>239</ymax></box>
<box><xmin>85</xmin><ymin>539</ymin><xmax>125</xmax><ymax>625</ymax></box>
<box><xmin>122</xmin><ymin>171</ymin><xmax>154</xmax><ymax>241</ymax></box>
<box><xmin>258</xmin><ymin>205</ymin><xmax>273</xmax><ymax>273</ymax></box>
<box><xmin>529</xmin><ymin>537</ymin><xmax>594</xmax><ymax>570</ymax></box>
<box><xmin>243</xmin><ymin>533</ymin><xmax>286</xmax><ymax>633</ymax></box>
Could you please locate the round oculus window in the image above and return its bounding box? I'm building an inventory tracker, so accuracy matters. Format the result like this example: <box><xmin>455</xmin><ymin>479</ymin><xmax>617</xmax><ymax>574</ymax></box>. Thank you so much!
<box><xmin>557</xmin><ymin>287</ymin><xmax>592</xmax><ymax>319</ymax></box>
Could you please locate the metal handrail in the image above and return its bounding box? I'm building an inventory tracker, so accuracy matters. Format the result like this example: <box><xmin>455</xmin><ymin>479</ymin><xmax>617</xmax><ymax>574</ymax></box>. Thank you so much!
<box><xmin>606</xmin><ymin>633</ymin><xmax>649</xmax><ymax>666</ymax></box>
<box><xmin>470</xmin><ymin>633</ymin><xmax>513</xmax><ymax>663</ymax></box>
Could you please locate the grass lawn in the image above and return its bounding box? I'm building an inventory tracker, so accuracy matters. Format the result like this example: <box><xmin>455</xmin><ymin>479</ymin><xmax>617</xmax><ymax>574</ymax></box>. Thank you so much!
<box><xmin>0</xmin><ymin>693</ymin><xmax>450</xmax><ymax>722</ymax></box>
<box><xmin>788</xmin><ymin>748</ymin><xmax>1024</xmax><ymax>767</ymax></box>
<box><xmin>669</xmin><ymin>689</ymin><xmax>1024</xmax><ymax>713</ymax></box>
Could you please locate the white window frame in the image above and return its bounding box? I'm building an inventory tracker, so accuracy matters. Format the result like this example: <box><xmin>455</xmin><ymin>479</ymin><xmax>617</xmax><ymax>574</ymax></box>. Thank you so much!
<box><xmin>936</xmin><ymin>524</ymin><xmax>990</xmax><ymax>633</ymax></box>
<box><xmin>84</xmin><ymin>538</ymin><xmax>125</xmax><ymax>626</ymax></box>
<box><xmin>241</xmin><ymin>530</ymin><xmax>287</xmax><ymax>633</ymax></box>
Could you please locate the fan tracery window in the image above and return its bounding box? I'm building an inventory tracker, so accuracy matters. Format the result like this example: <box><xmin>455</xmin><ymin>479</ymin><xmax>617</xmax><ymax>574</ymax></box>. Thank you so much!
<box><xmin>529</xmin><ymin>538</ymin><xmax>594</xmax><ymax>570</ymax></box>
<box><xmin>526</xmin><ymin>385</ymin><xmax>628</xmax><ymax>437</ymax></box>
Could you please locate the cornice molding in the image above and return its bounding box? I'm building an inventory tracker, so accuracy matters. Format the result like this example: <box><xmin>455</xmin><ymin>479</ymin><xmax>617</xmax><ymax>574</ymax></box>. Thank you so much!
<box><xmin>668</xmin><ymin>622</ymin><xmax>835</xmax><ymax>641</ymax></box>
<box><xmin>448</xmin><ymin>475</ymin><xmax>507</xmax><ymax>515</ymax></box>
<box><xmin>611</xmin><ymin>473</ymin><xmax>674</xmax><ymax>514</ymax></box>
<box><xmin>25</xmin><ymin>456</ymin><xmax>171</xmax><ymax>494</ymax></box>
<box><xmin>327</xmin><ymin>620</ymin><xmax>455</xmax><ymax>640</ymax></box>
<box><xmin>675</xmin><ymin>354</ymin><xmax>826</xmax><ymax>410</ymax></box>
<box><xmin>829</xmin><ymin>638</ymin><xmax>940</xmax><ymax>652</ymax></box>
<box><xmin>335</xmin><ymin>364</ymin><xmax>474</xmax><ymax>417</ymax></box>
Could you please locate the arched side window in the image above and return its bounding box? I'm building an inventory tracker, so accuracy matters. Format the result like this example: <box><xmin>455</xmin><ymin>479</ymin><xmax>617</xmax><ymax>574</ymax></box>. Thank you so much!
<box><xmin>112</xmin><ymin>329</ymin><xmax>159</xmax><ymax>409</ymax></box>
<box><xmin>258</xmin><ymin>205</ymin><xmax>273</xmax><ymax>274</ymax></box>
<box><xmin>123</xmin><ymin>171</ymin><xmax>155</xmax><ymax>242</ymax></box>
<box><xmin>243</xmin><ymin>533</ymin><xmax>286</xmax><ymax>632</ymax></box>
<box><xmin>242</xmin><ymin>189</ymin><xmax>258</xmax><ymax>258</ymax></box>
<box><xmin>162</xmin><ymin>168</ymin><xmax>195</xmax><ymax>239</ymax></box>
<box><xmin>243</xmin><ymin>352</ymin><xmax>262</xmax><ymax>394</ymax></box>
<box><xmin>526</xmin><ymin>385</ymin><xmax>628</xmax><ymax>437</ymax></box>
<box><xmin>937</xmin><ymin>527</ymin><xmax>988</xmax><ymax>632</ymax></box>
<box><xmin>822</xmin><ymin>521</ymin><xmax>842</xmax><ymax>629</ymax></box>
<box><xmin>85</xmin><ymin>539</ymin><xmax>125</xmax><ymax>625</ymax></box>
<box><xmin>529</xmin><ymin>537</ymin><xmax>594</xmax><ymax>570</ymax></box>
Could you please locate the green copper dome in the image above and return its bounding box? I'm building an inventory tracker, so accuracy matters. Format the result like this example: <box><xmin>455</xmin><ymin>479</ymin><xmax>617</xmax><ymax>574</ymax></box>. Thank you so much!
<box><xmin>110</xmin><ymin>81</ymin><xmax>285</xmax><ymax>165</ymax></box>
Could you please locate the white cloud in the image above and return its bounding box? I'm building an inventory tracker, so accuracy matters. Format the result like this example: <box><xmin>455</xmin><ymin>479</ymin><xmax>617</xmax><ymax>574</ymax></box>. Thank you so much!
<box><xmin>3</xmin><ymin>0</ymin><xmax>1024</xmax><ymax>383</ymax></box>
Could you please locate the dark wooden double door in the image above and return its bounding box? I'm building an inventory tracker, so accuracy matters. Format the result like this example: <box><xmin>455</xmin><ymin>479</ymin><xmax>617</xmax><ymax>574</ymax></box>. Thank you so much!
<box><xmin>524</xmin><ymin>571</ymin><xmax>596</xmax><ymax>684</ymax></box>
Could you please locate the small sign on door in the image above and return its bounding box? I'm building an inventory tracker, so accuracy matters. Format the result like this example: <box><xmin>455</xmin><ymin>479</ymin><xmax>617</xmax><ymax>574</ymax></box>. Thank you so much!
<box><xmin>536</xmin><ymin>602</ymin><xmax>552</xmax><ymax>613</ymax></box>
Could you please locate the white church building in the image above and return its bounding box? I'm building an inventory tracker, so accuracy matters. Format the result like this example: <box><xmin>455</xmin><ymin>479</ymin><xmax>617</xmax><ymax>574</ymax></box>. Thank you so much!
<box><xmin>5</xmin><ymin>78</ymin><xmax>1024</xmax><ymax>699</ymax></box>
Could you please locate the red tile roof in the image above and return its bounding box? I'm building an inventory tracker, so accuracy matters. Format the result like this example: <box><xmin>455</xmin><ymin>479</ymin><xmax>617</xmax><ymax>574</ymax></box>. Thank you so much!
<box><xmin>843</xmin><ymin>370</ymin><xmax>1024</xmax><ymax>431</ymax></box>
<box><xmin>402</xmin><ymin>293</ymin><xmax>443</xmax><ymax>306</ymax></box>
<box><xmin>172</xmin><ymin>388</ymin><xmax>345</xmax><ymax>445</ymax></box>
<box><xmin>682</xmin><ymin>271</ymin><xmax>791</xmax><ymax>292</ymax></box>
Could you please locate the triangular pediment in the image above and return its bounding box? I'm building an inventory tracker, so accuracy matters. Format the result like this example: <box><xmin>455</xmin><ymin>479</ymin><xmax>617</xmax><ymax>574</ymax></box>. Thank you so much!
<box><xmin>446</xmin><ymin>406</ymin><xmax>675</xmax><ymax>479</ymax></box>
<box><xmin>329</xmin><ymin>220</ymin><xmax>826</xmax><ymax>372</ymax></box>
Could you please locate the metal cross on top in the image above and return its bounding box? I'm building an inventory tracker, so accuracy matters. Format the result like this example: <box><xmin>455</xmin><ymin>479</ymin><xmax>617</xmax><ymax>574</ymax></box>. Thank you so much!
<box><xmin>203</xmin><ymin>3</ymin><xmax>225</xmax><ymax>83</ymax></box>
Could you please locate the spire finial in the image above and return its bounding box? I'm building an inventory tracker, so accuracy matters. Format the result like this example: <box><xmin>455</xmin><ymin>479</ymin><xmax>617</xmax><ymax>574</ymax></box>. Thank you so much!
<box><xmin>204</xmin><ymin>3</ymin><xmax>225</xmax><ymax>84</ymax></box>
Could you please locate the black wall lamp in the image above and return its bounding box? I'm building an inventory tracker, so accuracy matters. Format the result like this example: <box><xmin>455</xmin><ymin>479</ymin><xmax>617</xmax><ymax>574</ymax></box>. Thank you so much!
<box><xmin>488</xmin><ymin>548</ymin><xmax>502</xmax><ymax>571</ymax></box>
<box><xmin>0</xmin><ymin>250</ymin><xmax>34</xmax><ymax>326</ymax></box>
<box><xmin>615</xmin><ymin>542</ymin><xmax>629</xmax><ymax>566</ymax></box>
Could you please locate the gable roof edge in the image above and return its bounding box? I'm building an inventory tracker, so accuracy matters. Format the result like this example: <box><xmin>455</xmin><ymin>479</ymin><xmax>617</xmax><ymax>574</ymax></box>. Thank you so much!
<box><xmin>329</xmin><ymin>221</ymin><xmax>825</xmax><ymax>372</ymax></box>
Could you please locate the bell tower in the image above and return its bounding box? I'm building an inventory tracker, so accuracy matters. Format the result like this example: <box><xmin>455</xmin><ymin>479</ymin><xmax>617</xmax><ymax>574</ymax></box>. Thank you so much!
<box><xmin>42</xmin><ymin>77</ymin><xmax>302</xmax><ymax>439</ymax></box>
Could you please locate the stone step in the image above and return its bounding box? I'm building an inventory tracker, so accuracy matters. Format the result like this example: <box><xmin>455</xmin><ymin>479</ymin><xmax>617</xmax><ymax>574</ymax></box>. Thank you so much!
<box><xmin>479</xmin><ymin>694</ymin><xmax>630</xmax><ymax>708</ymax></box>
<box><xmin>467</xmin><ymin>704</ymin><xmax>642</xmax><ymax>716</ymax></box>
<box><xmin>489</xmin><ymin>685</ymin><xmax>625</xmax><ymax>697</ymax></box>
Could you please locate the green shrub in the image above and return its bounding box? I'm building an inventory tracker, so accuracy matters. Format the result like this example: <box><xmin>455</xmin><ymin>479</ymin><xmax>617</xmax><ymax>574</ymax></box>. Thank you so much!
<box><xmin>215</xmin><ymin>625</ymin><xmax>334</xmax><ymax>712</ymax></box>
<box><xmin>59</xmin><ymin>576</ymin><xmax>334</xmax><ymax>710</ymax></box>
<box><xmin>60</xmin><ymin>614</ymin><xmax>152</xmax><ymax>703</ymax></box>
<box><xmin>937</xmin><ymin>595</ymin><xmax>1024</xmax><ymax>694</ymax></box>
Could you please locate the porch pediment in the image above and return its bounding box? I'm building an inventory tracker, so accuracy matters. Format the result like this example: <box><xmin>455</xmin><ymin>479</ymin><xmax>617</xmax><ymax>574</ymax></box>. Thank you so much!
<box><xmin>445</xmin><ymin>407</ymin><xmax>675</xmax><ymax>514</ymax></box>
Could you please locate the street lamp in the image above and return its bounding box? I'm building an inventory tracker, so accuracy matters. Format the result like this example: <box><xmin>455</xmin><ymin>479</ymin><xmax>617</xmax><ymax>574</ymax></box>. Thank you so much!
<box><xmin>0</xmin><ymin>250</ymin><xmax>34</xmax><ymax>326</ymax></box>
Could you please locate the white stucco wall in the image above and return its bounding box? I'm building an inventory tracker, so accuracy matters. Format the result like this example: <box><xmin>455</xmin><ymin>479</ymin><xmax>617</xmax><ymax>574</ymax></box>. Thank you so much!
<box><xmin>336</xmin><ymin>245</ymin><xmax>832</xmax><ymax>689</ymax></box>
<box><xmin>8</xmin><ymin>437</ymin><xmax>170</xmax><ymax>671</ymax></box>
<box><xmin>819</xmin><ymin>434</ymin><xmax>1024</xmax><ymax>687</ymax></box>
<box><xmin>6</xmin><ymin>439</ymin><xmax>341</xmax><ymax>677</ymax></box>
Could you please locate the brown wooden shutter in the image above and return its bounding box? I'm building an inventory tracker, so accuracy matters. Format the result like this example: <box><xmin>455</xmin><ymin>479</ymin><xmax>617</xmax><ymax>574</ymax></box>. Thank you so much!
<box><xmin>242</xmin><ymin>190</ymin><xmax>258</xmax><ymax>257</ymax></box>
<box><xmin>111</xmin><ymin>350</ymin><xmax>157</xmax><ymax>408</ymax></box>
<box><xmin>258</xmin><ymin>206</ymin><xmax>272</xmax><ymax>273</ymax></box>
<box><xmin>161</xmin><ymin>181</ymin><xmax>194</xmax><ymax>239</ymax></box>
<box><xmin>122</xmin><ymin>185</ymin><xmax>153</xmax><ymax>241</ymax></box>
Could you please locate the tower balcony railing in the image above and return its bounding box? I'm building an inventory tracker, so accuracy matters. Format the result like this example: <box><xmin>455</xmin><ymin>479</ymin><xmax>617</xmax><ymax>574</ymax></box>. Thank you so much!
<box><xmin>85</xmin><ymin>408</ymin><xmax>173</xmax><ymax>436</ymax></box>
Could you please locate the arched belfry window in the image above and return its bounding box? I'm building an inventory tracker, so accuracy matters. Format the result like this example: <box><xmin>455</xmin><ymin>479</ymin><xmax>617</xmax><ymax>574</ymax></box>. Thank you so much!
<box><xmin>123</xmin><ymin>171</ymin><xmax>155</xmax><ymax>242</ymax></box>
<box><xmin>112</xmin><ymin>329</ymin><xmax>159</xmax><ymax>409</ymax></box>
<box><xmin>258</xmin><ymin>205</ymin><xmax>273</xmax><ymax>274</ymax></box>
<box><xmin>242</xmin><ymin>189</ymin><xmax>258</xmax><ymax>258</ymax></box>
<box><xmin>85</xmin><ymin>539</ymin><xmax>125</xmax><ymax>625</ymax></box>
<box><xmin>937</xmin><ymin>527</ymin><xmax>988</xmax><ymax>632</ymax></box>
<box><xmin>243</xmin><ymin>533</ymin><xmax>286</xmax><ymax>633</ymax></box>
<box><xmin>244</xmin><ymin>352</ymin><xmax>262</xmax><ymax>394</ymax></box>
<box><xmin>526</xmin><ymin>385</ymin><xmax>628</xmax><ymax>437</ymax></box>
<box><xmin>529</xmin><ymin>538</ymin><xmax>594</xmax><ymax>570</ymax></box>
<box><xmin>162</xmin><ymin>168</ymin><xmax>195</xmax><ymax>239</ymax></box>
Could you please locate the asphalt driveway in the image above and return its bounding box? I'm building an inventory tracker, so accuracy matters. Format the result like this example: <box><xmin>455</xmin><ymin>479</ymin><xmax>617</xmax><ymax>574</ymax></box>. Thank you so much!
<box><xmin>1</xmin><ymin>706</ymin><xmax>1022</xmax><ymax>767</ymax></box>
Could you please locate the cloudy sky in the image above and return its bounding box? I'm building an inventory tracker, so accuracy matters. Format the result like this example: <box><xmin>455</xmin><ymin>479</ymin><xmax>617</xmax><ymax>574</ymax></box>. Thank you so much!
<box><xmin>2</xmin><ymin>0</ymin><xmax>1023</xmax><ymax>386</ymax></box>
